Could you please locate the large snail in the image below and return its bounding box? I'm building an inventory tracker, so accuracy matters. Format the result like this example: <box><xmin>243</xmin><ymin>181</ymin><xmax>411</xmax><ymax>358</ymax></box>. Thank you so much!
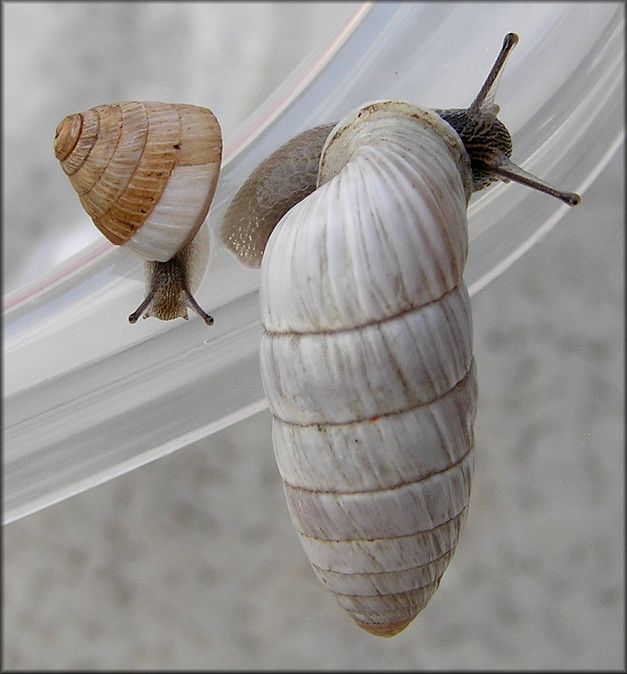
<box><xmin>221</xmin><ymin>33</ymin><xmax>580</xmax><ymax>637</ymax></box>
<box><xmin>54</xmin><ymin>101</ymin><xmax>222</xmax><ymax>324</ymax></box>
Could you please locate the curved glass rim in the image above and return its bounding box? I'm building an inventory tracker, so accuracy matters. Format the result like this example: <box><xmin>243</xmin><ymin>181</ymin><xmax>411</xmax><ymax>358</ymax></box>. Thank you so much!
<box><xmin>3</xmin><ymin>2</ymin><xmax>623</xmax><ymax>524</ymax></box>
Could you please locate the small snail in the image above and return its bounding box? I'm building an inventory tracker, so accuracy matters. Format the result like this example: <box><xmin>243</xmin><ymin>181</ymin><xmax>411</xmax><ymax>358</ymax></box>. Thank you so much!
<box><xmin>221</xmin><ymin>33</ymin><xmax>580</xmax><ymax>637</ymax></box>
<box><xmin>54</xmin><ymin>101</ymin><xmax>222</xmax><ymax>324</ymax></box>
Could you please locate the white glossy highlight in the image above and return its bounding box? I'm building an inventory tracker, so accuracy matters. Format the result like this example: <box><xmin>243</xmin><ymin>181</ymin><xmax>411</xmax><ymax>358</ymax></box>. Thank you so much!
<box><xmin>126</xmin><ymin>163</ymin><xmax>220</xmax><ymax>261</ymax></box>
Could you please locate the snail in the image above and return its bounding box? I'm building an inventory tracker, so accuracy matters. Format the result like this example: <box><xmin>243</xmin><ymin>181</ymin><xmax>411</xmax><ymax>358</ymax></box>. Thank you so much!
<box><xmin>221</xmin><ymin>33</ymin><xmax>580</xmax><ymax>637</ymax></box>
<box><xmin>54</xmin><ymin>101</ymin><xmax>222</xmax><ymax>324</ymax></box>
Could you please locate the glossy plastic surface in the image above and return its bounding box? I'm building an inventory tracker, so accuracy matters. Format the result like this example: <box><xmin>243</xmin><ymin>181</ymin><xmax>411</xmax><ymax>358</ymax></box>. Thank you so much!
<box><xmin>3</xmin><ymin>2</ymin><xmax>623</xmax><ymax>523</ymax></box>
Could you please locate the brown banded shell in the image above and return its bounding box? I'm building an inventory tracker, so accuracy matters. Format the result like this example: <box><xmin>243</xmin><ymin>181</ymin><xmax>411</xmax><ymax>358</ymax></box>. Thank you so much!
<box><xmin>54</xmin><ymin>101</ymin><xmax>222</xmax><ymax>262</ymax></box>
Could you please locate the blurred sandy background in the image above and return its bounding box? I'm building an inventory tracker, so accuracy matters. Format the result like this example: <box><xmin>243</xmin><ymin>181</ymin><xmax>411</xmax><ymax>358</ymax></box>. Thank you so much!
<box><xmin>3</xmin><ymin>2</ymin><xmax>624</xmax><ymax>670</ymax></box>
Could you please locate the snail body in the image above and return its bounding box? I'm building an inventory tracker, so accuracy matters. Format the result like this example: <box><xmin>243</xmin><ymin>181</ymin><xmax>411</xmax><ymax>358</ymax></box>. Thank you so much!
<box><xmin>222</xmin><ymin>34</ymin><xmax>580</xmax><ymax>637</ymax></box>
<box><xmin>54</xmin><ymin>101</ymin><xmax>222</xmax><ymax>323</ymax></box>
<box><xmin>221</xmin><ymin>123</ymin><xmax>335</xmax><ymax>268</ymax></box>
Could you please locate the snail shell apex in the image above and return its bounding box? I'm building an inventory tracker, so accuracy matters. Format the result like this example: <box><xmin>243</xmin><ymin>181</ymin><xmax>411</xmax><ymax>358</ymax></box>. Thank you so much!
<box><xmin>54</xmin><ymin>101</ymin><xmax>222</xmax><ymax>262</ymax></box>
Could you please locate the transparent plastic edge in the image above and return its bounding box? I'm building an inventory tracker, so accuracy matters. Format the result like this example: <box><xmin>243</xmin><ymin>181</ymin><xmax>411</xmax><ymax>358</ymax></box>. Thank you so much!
<box><xmin>3</xmin><ymin>2</ymin><xmax>622</xmax><ymax>524</ymax></box>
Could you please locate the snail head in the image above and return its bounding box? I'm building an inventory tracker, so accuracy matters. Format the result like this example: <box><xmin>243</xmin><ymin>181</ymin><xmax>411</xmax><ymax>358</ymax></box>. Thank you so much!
<box><xmin>437</xmin><ymin>33</ymin><xmax>580</xmax><ymax>206</ymax></box>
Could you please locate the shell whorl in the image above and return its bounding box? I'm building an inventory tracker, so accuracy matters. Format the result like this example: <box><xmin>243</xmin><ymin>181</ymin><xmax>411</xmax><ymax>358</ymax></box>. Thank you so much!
<box><xmin>54</xmin><ymin>101</ymin><xmax>222</xmax><ymax>262</ymax></box>
<box><xmin>261</xmin><ymin>104</ymin><xmax>472</xmax><ymax>333</ymax></box>
<box><xmin>259</xmin><ymin>101</ymin><xmax>477</xmax><ymax>636</ymax></box>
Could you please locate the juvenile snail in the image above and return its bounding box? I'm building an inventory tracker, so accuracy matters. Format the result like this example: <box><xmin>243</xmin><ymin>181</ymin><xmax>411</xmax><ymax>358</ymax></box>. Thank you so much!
<box><xmin>54</xmin><ymin>101</ymin><xmax>222</xmax><ymax>324</ymax></box>
<box><xmin>221</xmin><ymin>33</ymin><xmax>580</xmax><ymax>637</ymax></box>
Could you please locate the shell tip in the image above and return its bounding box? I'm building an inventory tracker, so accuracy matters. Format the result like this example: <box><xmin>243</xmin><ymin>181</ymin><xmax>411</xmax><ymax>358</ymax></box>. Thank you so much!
<box><xmin>54</xmin><ymin>113</ymin><xmax>82</xmax><ymax>162</ymax></box>
<box><xmin>354</xmin><ymin>617</ymin><xmax>414</xmax><ymax>638</ymax></box>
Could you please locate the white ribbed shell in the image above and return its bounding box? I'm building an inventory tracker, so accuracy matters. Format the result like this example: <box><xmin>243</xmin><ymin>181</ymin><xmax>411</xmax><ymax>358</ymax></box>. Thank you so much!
<box><xmin>259</xmin><ymin>102</ymin><xmax>478</xmax><ymax>637</ymax></box>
